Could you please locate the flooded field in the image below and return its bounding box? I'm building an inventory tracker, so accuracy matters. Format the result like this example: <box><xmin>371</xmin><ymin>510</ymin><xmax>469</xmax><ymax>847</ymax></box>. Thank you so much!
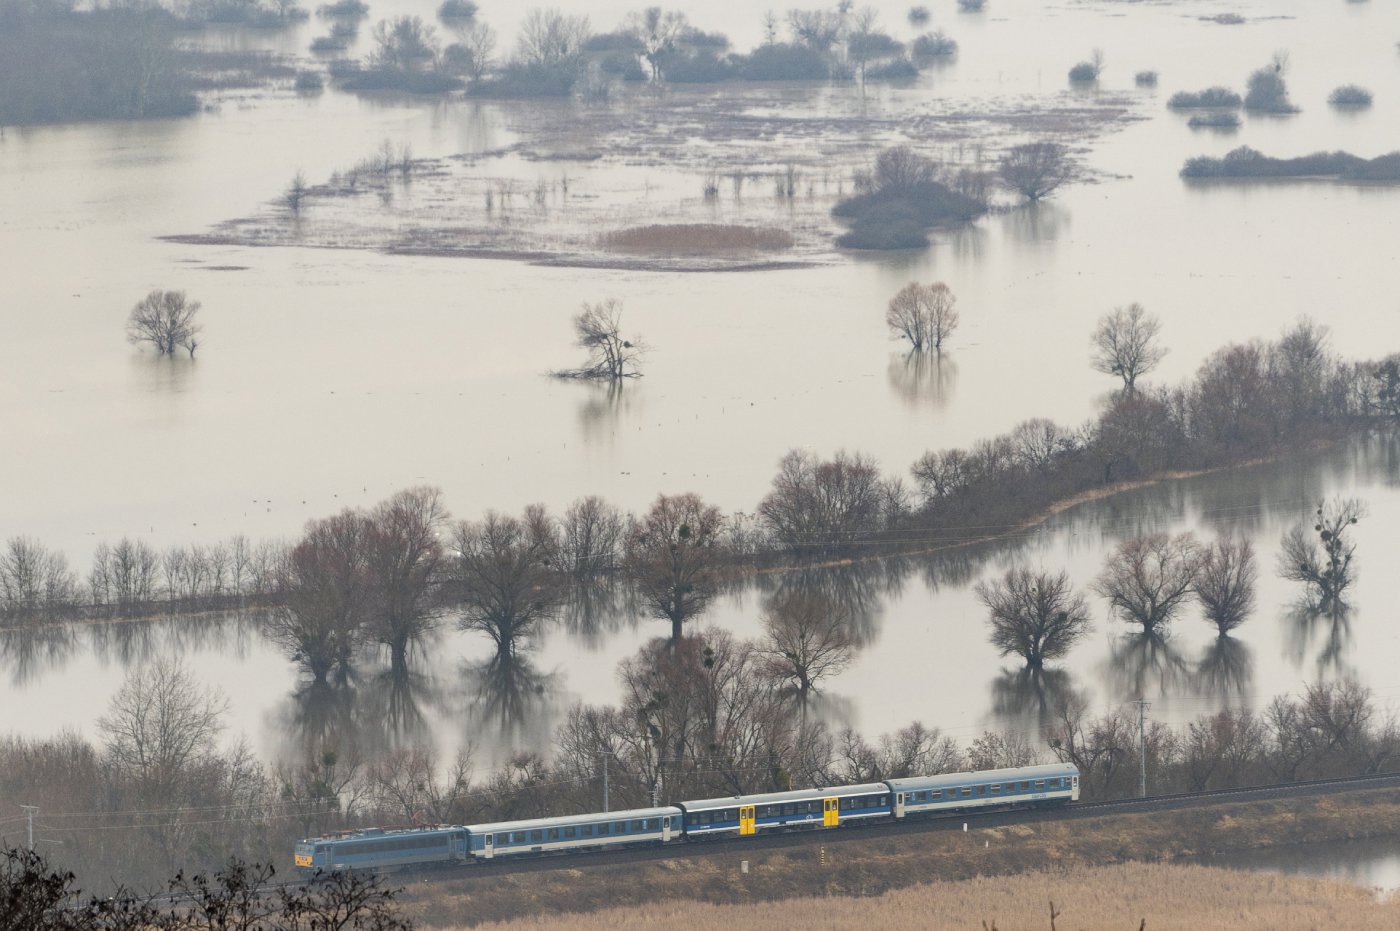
<box><xmin>4</xmin><ymin>0</ymin><xmax>1400</xmax><ymax>766</ymax></box>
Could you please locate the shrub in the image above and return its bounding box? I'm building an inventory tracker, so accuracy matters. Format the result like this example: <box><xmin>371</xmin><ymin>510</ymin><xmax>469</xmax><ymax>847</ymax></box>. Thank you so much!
<box><xmin>734</xmin><ymin>43</ymin><xmax>830</xmax><ymax>80</ymax></box>
<box><xmin>1203</xmin><ymin>13</ymin><xmax>1245</xmax><ymax>25</ymax></box>
<box><xmin>1135</xmin><ymin>70</ymin><xmax>1158</xmax><ymax>87</ymax></box>
<box><xmin>664</xmin><ymin>51</ymin><xmax>734</xmax><ymax>83</ymax></box>
<box><xmin>472</xmin><ymin>63</ymin><xmax>577</xmax><ymax>97</ymax></box>
<box><xmin>911</xmin><ymin>30</ymin><xmax>957</xmax><ymax>59</ymax></box>
<box><xmin>437</xmin><ymin>0</ymin><xmax>476</xmax><ymax>20</ymax></box>
<box><xmin>582</xmin><ymin>30</ymin><xmax>643</xmax><ymax>52</ymax></box>
<box><xmin>835</xmin><ymin>202</ymin><xmax>930</xmax><ymax>250</ymax></box>
<box><xmin>317</xmin><ymin>0</ymin><xmax>367</xmax><ymax>16</ymax></box>
<box><xmin>867</xmin><ymin>57</ymin><xmax>919</xmax><ymax>80</ymax></box>
<box><xmin>310</xmin><ymin>34</ymin><xmax>349</xmax><ymax>52</ymax></box>
<box><xmin>1244</xmin><ymin>66</ymin><xmax>1296</xmax><ymax>112</ymax></box>
<box><xmin>1068</xmin><ymin>61</ymin><xmax>1097</xmax><ymax>82</ymax></box>
<box><xmin>1180</xmin><ymin>146</ymin><xmax>1400</xmax><ymax>181</ymax></box>
<box><xmin>958</xmin><ymin>0</ymin><xmax>985</xmax><ymax>11</ymax></box>
<box><xmin>294</xmin><ymin>70</ymin><xmax>324</xmax><ymax>91</ymax></box>
<box><xmin>1168</xmin><ymin>87</ymin><xmax>1241</xmax><ymax>109</ymax></box>
<box><xmin>335</xmin><ymin>65</ymin><xmax>463</xmax><ymax>93</ymax></box>
<box><xmin>1187</xmin><ymin>112</ymin><xmax>1240</xmax><ymax>129</ymax></box>
<box><xmin>1328</xmin><ymin>84</ymin><xmax>1372</xmax><ymax>107</ymax></box>
<box><xmin>599</xmin><ymin>51</ymin><xmax>647</xmax><ymax>81</ymax></box>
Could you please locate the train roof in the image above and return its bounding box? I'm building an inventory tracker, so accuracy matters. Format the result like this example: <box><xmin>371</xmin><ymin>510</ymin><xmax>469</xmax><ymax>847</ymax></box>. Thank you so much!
<box><xmin>297</xmin><ymin>824</ymin><xmax>465</xmax><ymax>845</ymax></box>
<box><xmin>884</xmin><ymin>762</ymin><xmax>1078</xmax><ymax>791</ymax></box>
<box><xmin>466</xmin><ymin>806</ymin><xmax>682</xmax><ymax>835</ymax></box>
<box><xmin>679</xmin><ymin>782</ymin><xmax>890</xmax><ymax>811</ymax></box>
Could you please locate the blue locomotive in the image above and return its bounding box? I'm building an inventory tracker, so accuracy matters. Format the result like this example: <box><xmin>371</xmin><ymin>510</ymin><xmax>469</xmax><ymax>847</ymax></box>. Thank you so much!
<box><xmin>294</xmin><ymin>761</ymin><xmax>1078</xmax><ymax>873</ymax></box>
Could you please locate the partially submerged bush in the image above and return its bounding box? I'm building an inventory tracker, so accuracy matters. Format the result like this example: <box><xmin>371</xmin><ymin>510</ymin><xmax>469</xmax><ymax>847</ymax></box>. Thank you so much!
<box><xmin>734</xmin><ymin>43</ymin><xmax>830</xmax><ymax>80</ymax></box>
<box><xmin>1181</xmin><ymin>145</ymin><xmax>1400</xmax><ymax>181</ymax></box>
<box><xmin>472</xmin><ymin>63</ymin><xmax>576</xmax><ymax>97</ymax></box>
<box><xmin>911</xmin><ymin>30</ymin><xmax>957</xmax><ymax>59</ymax></box>
<box><xmin>1202</xmin><ymin>13</ymin><xmax>1245</xmax><ymax>25</ymax></box>
<box><xmin>294</xmin><ymin>70</ymin><xmax>325</xmax><ymax>91</ymax></box>
<box><xmin>958</xmin><ymin>0</ymin><xmax>985</xmax><ymax>11</ymax></box>
<box><xmin>1168</xmin><ymin>86</ymin><xmax>1241</xmax><ymax>109</ymax></box>
<box><xmin>437</xmin><ymin>0</ymin><xmax>477</xmax><ymax>20</ymax></box>
<box><xmin>1135</xmin><ymin>70</ymin><xmax>1158</xmax><ymax>87</ymax></box>
<box><xmin>317</xmin><ymin>0</ymin><xmax>367</xmax><ymax>17</ymax></box>
<box><xmin>867</xmin><ymin>57</ymin><xmax>919</xmax><ymax>80</ymax></box>
<box><xmin>1187</xmin><ymin>111</ymin><xmax>1240</xmax><ymax>129</ymax></box>
<box><xmin>1328</xmin><ymin>84</ymin><xmax>1373</xmax><ymax>107</ymax></box>
<box><xmin>1244</xmin><ymin>64</ymin><xmax>1296</xmax><ymax>112</ymax></box>
<box><xmin>836</xmin><ymin>201</ymin><xmax>931</xmax><ymax>250</ymax></box>
<box><xmin>665</xmin><ymin>51</ymin><xmax>733</xmax><ymax>83</ymax></box>
<box><xmin>1068</xmin><ymin>50</ymin><xmax>1103</xmax><ymax>84</ymax></box>
<box><xmin>834</xmin><ymin>147</ymin><xmax>986</xmax><ymax>251</ymax></box>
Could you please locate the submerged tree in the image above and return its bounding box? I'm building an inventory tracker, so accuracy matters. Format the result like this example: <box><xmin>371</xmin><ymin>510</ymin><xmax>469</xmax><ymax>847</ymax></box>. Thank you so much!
<box><xmin>998</xmin><ymin>141</ymin><xmax>1074</xmax><ymax>202</ymax></box>
<box><xmin>556</xmin><ymin>298</ymin><xmax>645</xmax><ymax>380</ymax></box>
<box><xmin>1090</xmin><ymin>302</ymin><xmax>1166</xmax><ymax>395</ymax></box>
<box><xmin>1196</xmin><ymin>536</ymin><xmax>1257</xmax><ymax>634</ymax></box>
<box><xmin>625</xmin><ymin>493</ymin><xmax>726</xmax><ymax>643</ymax></box>
<box><xmin>365</xmin><ymin>486</ymin><xmax>448</xmax><ymax>671</ymax></box>
<box><xmin>1279</xmin><ymin>498</ymin><xmax>1365</xmax><ymax>608</ymax></box>
<box><xmin>885</xmin><ymin>281</ymin><xmax>959</xmax><ymax>351</ymax></box>
<box><xmin>126</xmin><ymin>290</ymin><xmax>202</xmax><ymax>358</ymax></box>
<box><xmin>453</xmin><ymin>506</ymin><xmax>563</xmax><ymax>660</ymax></box>
<box><xmin>1093</xmin><ymin>533</ymin><xmax>1202</xmax><ymax>635</ymax></box>
<box><xmin>975</xmin><ymin>568</ymin><xmax>1091</xmax><ymax>670</ymax></box>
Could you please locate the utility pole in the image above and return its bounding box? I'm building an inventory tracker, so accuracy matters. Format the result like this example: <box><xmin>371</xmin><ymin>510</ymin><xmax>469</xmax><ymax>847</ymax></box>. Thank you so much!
<box><xmin>21</xmin><ymin>805</ymin><xmax>37</xmax><ymax>851</ymax></box>
<box><xmin>600</xmin><ymin>751</ymin><xmax>610</xmax><ymax>813</ymax></box>
<box><xmin>1134</xmin><ymin>699</ymin><xmax>1150</xmax><ymax>798</ymax></box>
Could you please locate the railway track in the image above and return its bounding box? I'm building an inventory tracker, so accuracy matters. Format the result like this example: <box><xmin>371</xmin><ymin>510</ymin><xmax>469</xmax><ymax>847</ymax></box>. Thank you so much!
<box><xmin>393</xmin><ymin>770</ymin><xmax>1400</xmax><ymax>884</ymax></box>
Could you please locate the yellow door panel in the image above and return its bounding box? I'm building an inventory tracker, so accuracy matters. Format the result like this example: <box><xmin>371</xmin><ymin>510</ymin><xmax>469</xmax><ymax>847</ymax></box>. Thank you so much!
<box><xmin>823</xmin><ymin>797</ymin><xmax>839</xmax><ymax>827</ymax></box>
<box><xmin>739</xmin><ymin>805</ymin><xmax>756</xmax><ymax>836</ymax></box>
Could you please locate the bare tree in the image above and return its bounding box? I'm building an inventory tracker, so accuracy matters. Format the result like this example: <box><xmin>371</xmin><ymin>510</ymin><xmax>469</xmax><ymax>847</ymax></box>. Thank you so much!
<box><xmin>1279</xmin><ymin>498</ymin><xmax>1366</xmax><ymax>608</ymax></box>
<box><xmin>453</xmin><ymin>506</ymin><xmax>563</xmax><ymax>659</ymax></box>
<box><xmin>285</xmin><ymin>170</ymin><xmax>308</xmax><ymax>214</ymax></box>
<box><xmin>625</xmin><ymin>493</ymin><xmax>726</xmax><ymax>643</ymax></box>
<box><xmin>757</xmin><ymin>448</ymin><xmax>886</xmax><ymax>554</ymax></box>
<box><xmin>555</xmin><ymin>298</ymin><xmax>644</xmax><ymax>380</ymax></box>
<box><xmin>756</xmin><ymin>590</ymin><xmax>855</xmax><ymax>703</ymax></box>
<box><xmin>1090</xmin><ymin>302</ymin><xmax>1166</xmax><ymax>395</ymax></box>
<box><xmin>1196</xmin><ymin>536</ymin><xmax>1257</xmax><ymax>634</ymax></box>
<box><xmin>268</xmin><ymin>510</ymin><xmax>374</xmax><ymax>683</ymax></box>
<box><xmin>1010</xmin><ymin>417</ymin><xmax>1072</xmax><ymax>472</ymax></box>
<box><xmin>515</xmin><ymin>8</ymin><xmax>590</xmax><ymax>70</ymax></box>
<box><xmin>1093</xmin><ymin>533</ymin><xmax>1202</xmax><ymax>635</ymax></box>
<box><xmin>366</xmin><ymin>744</ymin><xmax>476</xmax><ymax>824</ymax></box>
<box><xmin>0</xmin><ymin>537</ymin><xmax>77</xmax><ymax>623</ymax></box>
<box><xmin>97</xmin><ymin>658</ymin><xmax>229</xmax><ymax>794</ymax></box>
<box><xmin>559</xmin><ymin>495</ymin><xmax>625</xmax><ymax>578</ymax></box>
<box><xmin>975</xmin><ymin>568</ymin><xmax>1091</xmax><ymax>669</ymax></box>
<box><xmin>370</xmin><ymin>15</ymin><xmax>440</xmax><ymax>70</ymax></box>
<box><xmin>998</xmin><ymin>141</ymin><xmax>1073</xmax><ymax>202</ymax></box>
<box><xmin>126</xmin><ymin>290</ymin><xmax>202</xmax><ymax>358</ymax></box>
<box><xmin>885</xmin><ymin>281</ymin><xmax>958</xmax><ymax>352</ymax></box>
<box><xmin>627</xmin><ymin>6</ymin><xmax>687</xmax><ymax>80</ymax></box>
<box><xmin>365</xmin><ymin>487</ymin><xmax>448</xmax><ymax>671</ymax></box>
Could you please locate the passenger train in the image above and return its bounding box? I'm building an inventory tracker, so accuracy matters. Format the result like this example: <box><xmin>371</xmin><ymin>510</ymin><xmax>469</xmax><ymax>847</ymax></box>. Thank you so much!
<box><xmin>294</xmin><ymin>762</ymin><xmax>1079</xmax><ymax>873</ymax></box>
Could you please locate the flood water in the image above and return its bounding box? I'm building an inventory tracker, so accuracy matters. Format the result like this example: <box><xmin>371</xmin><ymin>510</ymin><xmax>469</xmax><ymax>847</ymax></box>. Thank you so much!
<box><xmin>3</xmin><ymin>0</ymin><xmax>1400</xmax><ymax>764</ymax></box>
<box><xmin>1198</xmin><ymin>835</ymin><xmax>1400</xmax><ymax>895</ymax></box>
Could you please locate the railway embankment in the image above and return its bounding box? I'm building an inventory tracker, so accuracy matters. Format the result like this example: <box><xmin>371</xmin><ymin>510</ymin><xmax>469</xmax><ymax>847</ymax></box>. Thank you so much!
<box><xmin>398</xmin><ymin>783</ymin><xmax>1400</xmax><ymax>926</ymax></box>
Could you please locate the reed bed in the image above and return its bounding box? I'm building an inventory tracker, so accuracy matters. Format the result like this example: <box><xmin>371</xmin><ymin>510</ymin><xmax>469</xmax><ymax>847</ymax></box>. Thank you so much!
<box><xmin>599</xmin><ymin>224</ymin><xmax>795</xmax><ymax>254</ymax></box>
<box><xmin>457</xmin><ymin>861</ymin><xmax>1400</xmax><ymax>930</ymax></box>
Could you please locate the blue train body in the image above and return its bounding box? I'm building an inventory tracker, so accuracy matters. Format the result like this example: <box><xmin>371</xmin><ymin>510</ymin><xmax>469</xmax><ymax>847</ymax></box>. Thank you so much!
<box><xmin>294</xmin><ymin>762</ymin><xmax>1079</xmax><ymax>874</ymax></box>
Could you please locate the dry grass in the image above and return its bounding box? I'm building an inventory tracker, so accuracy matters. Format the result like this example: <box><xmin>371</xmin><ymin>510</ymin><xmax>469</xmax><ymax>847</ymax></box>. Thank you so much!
<box><xmin>400</xmin><ymin>788</ymin><xmax>1400</xmax><ymax>927</ymax></box>
<box><xmin>456</xmin><ymin>861</ymin><xmax>1400</xmax><ymax>930</ymax></box>
<box><xmin>598</xmin><ymin>224</ymin><xmax>795</xmax><ymax>255</ymax></box>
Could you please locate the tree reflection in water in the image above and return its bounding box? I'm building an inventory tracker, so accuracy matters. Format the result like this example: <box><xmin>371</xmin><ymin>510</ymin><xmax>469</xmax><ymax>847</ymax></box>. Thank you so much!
<box><xmin>1284</xmin><ymin>599</ymin><xmax>1354</xmax><ymax>679</ymax></box>
<box><xmin>461</xmin><ymin>648</ymin><xmax>557</xmax><ymax>736</ymax></box>
<box><xmin>576</xmin><ymin>379</ymin><xmax>635</xmax><ymax>446</ymax></box>
<box><xmin>990</xmin><ymin>665</ymin><xmax>1080</xmax><ymax>732</ymax></box>
<box><xmin>279</xmin><ymin>667</ymin><xmax>364</xmax><ymax>761</ymax></box>
<box><xmin>560</xmin><ymin>578</ymin><xmax>631</xmax><ymax>649</ymax></box>
<box><xmin>887</xmin><ymin>351</ymin><xmax>957</xmax><ymax>409</ymax></box>
<box><xmin>0</xmin><ymin>624</ymin><xmax>79</xmax><ymax>686</ymax></box>
<box><xmin>1194</xmin><ymin>635</ymin><xmax>1254</xmax><ymax>699</ymax></box>
<box><xmin>754</xmin><ymin>559</ymin><xmax>909</xmax><ymax>649</ymax></box>
<box><xmin>87</xmin><ymin>618</ymin><xmax>160</xmax><ymax>667</ymax></box>
<box><xmin>1106</xmin><ymin>630</ymin><xmax>1191</xmax><ymax>699</ymax></box>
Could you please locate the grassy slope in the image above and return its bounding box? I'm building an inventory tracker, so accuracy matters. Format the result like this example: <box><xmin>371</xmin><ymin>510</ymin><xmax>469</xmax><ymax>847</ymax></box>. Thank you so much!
<box><xmin>400</xmin><ymin>787</ymin><xmax>1400</xmax><ymax>926</ymax></box>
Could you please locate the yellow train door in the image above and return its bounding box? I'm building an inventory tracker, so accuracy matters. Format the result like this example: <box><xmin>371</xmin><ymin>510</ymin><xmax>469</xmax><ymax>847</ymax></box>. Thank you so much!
<box><xmin>739</xmin><ymin>805</ymin><xmax>756</xmax><ymax>836</ymax></box>
<box><xmin>823</xmin><ymin>797</ymin><xmax>839</xmax><ymax>827</ymax></box>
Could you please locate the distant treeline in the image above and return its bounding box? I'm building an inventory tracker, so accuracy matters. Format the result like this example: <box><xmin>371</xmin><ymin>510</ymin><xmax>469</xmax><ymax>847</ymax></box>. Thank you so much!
<box><xmin>1181</xmin><ymin>146</ymin><xmax>1400</xmax><ymax>181</ymax></box>
<box><xmin>5</xmin><ymin>320</ymin><xmax>1399</xmax><ymax>633</ymax></box>
<box><xmin>0</xmin><ymin>2</ymin><xmax>198</xmax><ymax>125</ymax></box>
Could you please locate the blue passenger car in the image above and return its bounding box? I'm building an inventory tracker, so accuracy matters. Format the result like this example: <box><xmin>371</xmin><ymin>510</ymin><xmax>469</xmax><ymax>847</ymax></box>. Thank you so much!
<box><xmin>679</xmin><ymin>783</ymin><xmax>891</xmax><ymax>838</ymax></box>
<box><xmin>294</xmin><ymin>825</ymin><xmax>469</xmax><ymax>873</ymax></box>
<box><xmin>466</xmin><ymin>806</ymin><xmax>682</xmax><ymax>860</ymax></box>
<box><xmin>885</xmin><ymin>762</ymin><xmax>1079</xmax><ymax>817</ymax></box>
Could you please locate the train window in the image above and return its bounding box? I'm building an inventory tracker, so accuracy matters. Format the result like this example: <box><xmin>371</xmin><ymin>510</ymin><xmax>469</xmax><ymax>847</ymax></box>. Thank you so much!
<box><xmin>582</xmin><ymin>825</ymin><xmax>593</xmax><ymax>837</ymax></box>
<box><xmin>931</xmin><ymin>790</ymin><xmax>941</xmax><ymax>799</ymax></box>
<box><xmin>1021</xmin><ymin>782</ymin><xmax>1031</xmax><ymax>791</ymax></box>
<box><xmin>564</xmin><ymin>827</ymin><xmax>576</xmax><ymax>839</ymax></box>
<box><xmin>631</xmin><ymin>820</ymin><xmax>643</xmax><ymax>832</ymax></box>
<box><xmin>531</xmin><ymin>831</ymin><xmax>543</xmax><ymax>843</ymax></box>
<box><xmin>975</xmin><ymin>786</ymin><xmax>986</xmax><ymax>795</ymax></box>
<box><xmin>991</xmin><ymin>784</ymin><xmax>1001</xmax><ymax>794</ymax></box>
<box><xmin>1035</xmin><ymin>780</ymin><xmax>1045</xmax><ymax>789</ymax></box>
<box><xmin>960</xmin><ymin>787</ymin><xmax>971</xmax><ymax>796</ymax></box>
